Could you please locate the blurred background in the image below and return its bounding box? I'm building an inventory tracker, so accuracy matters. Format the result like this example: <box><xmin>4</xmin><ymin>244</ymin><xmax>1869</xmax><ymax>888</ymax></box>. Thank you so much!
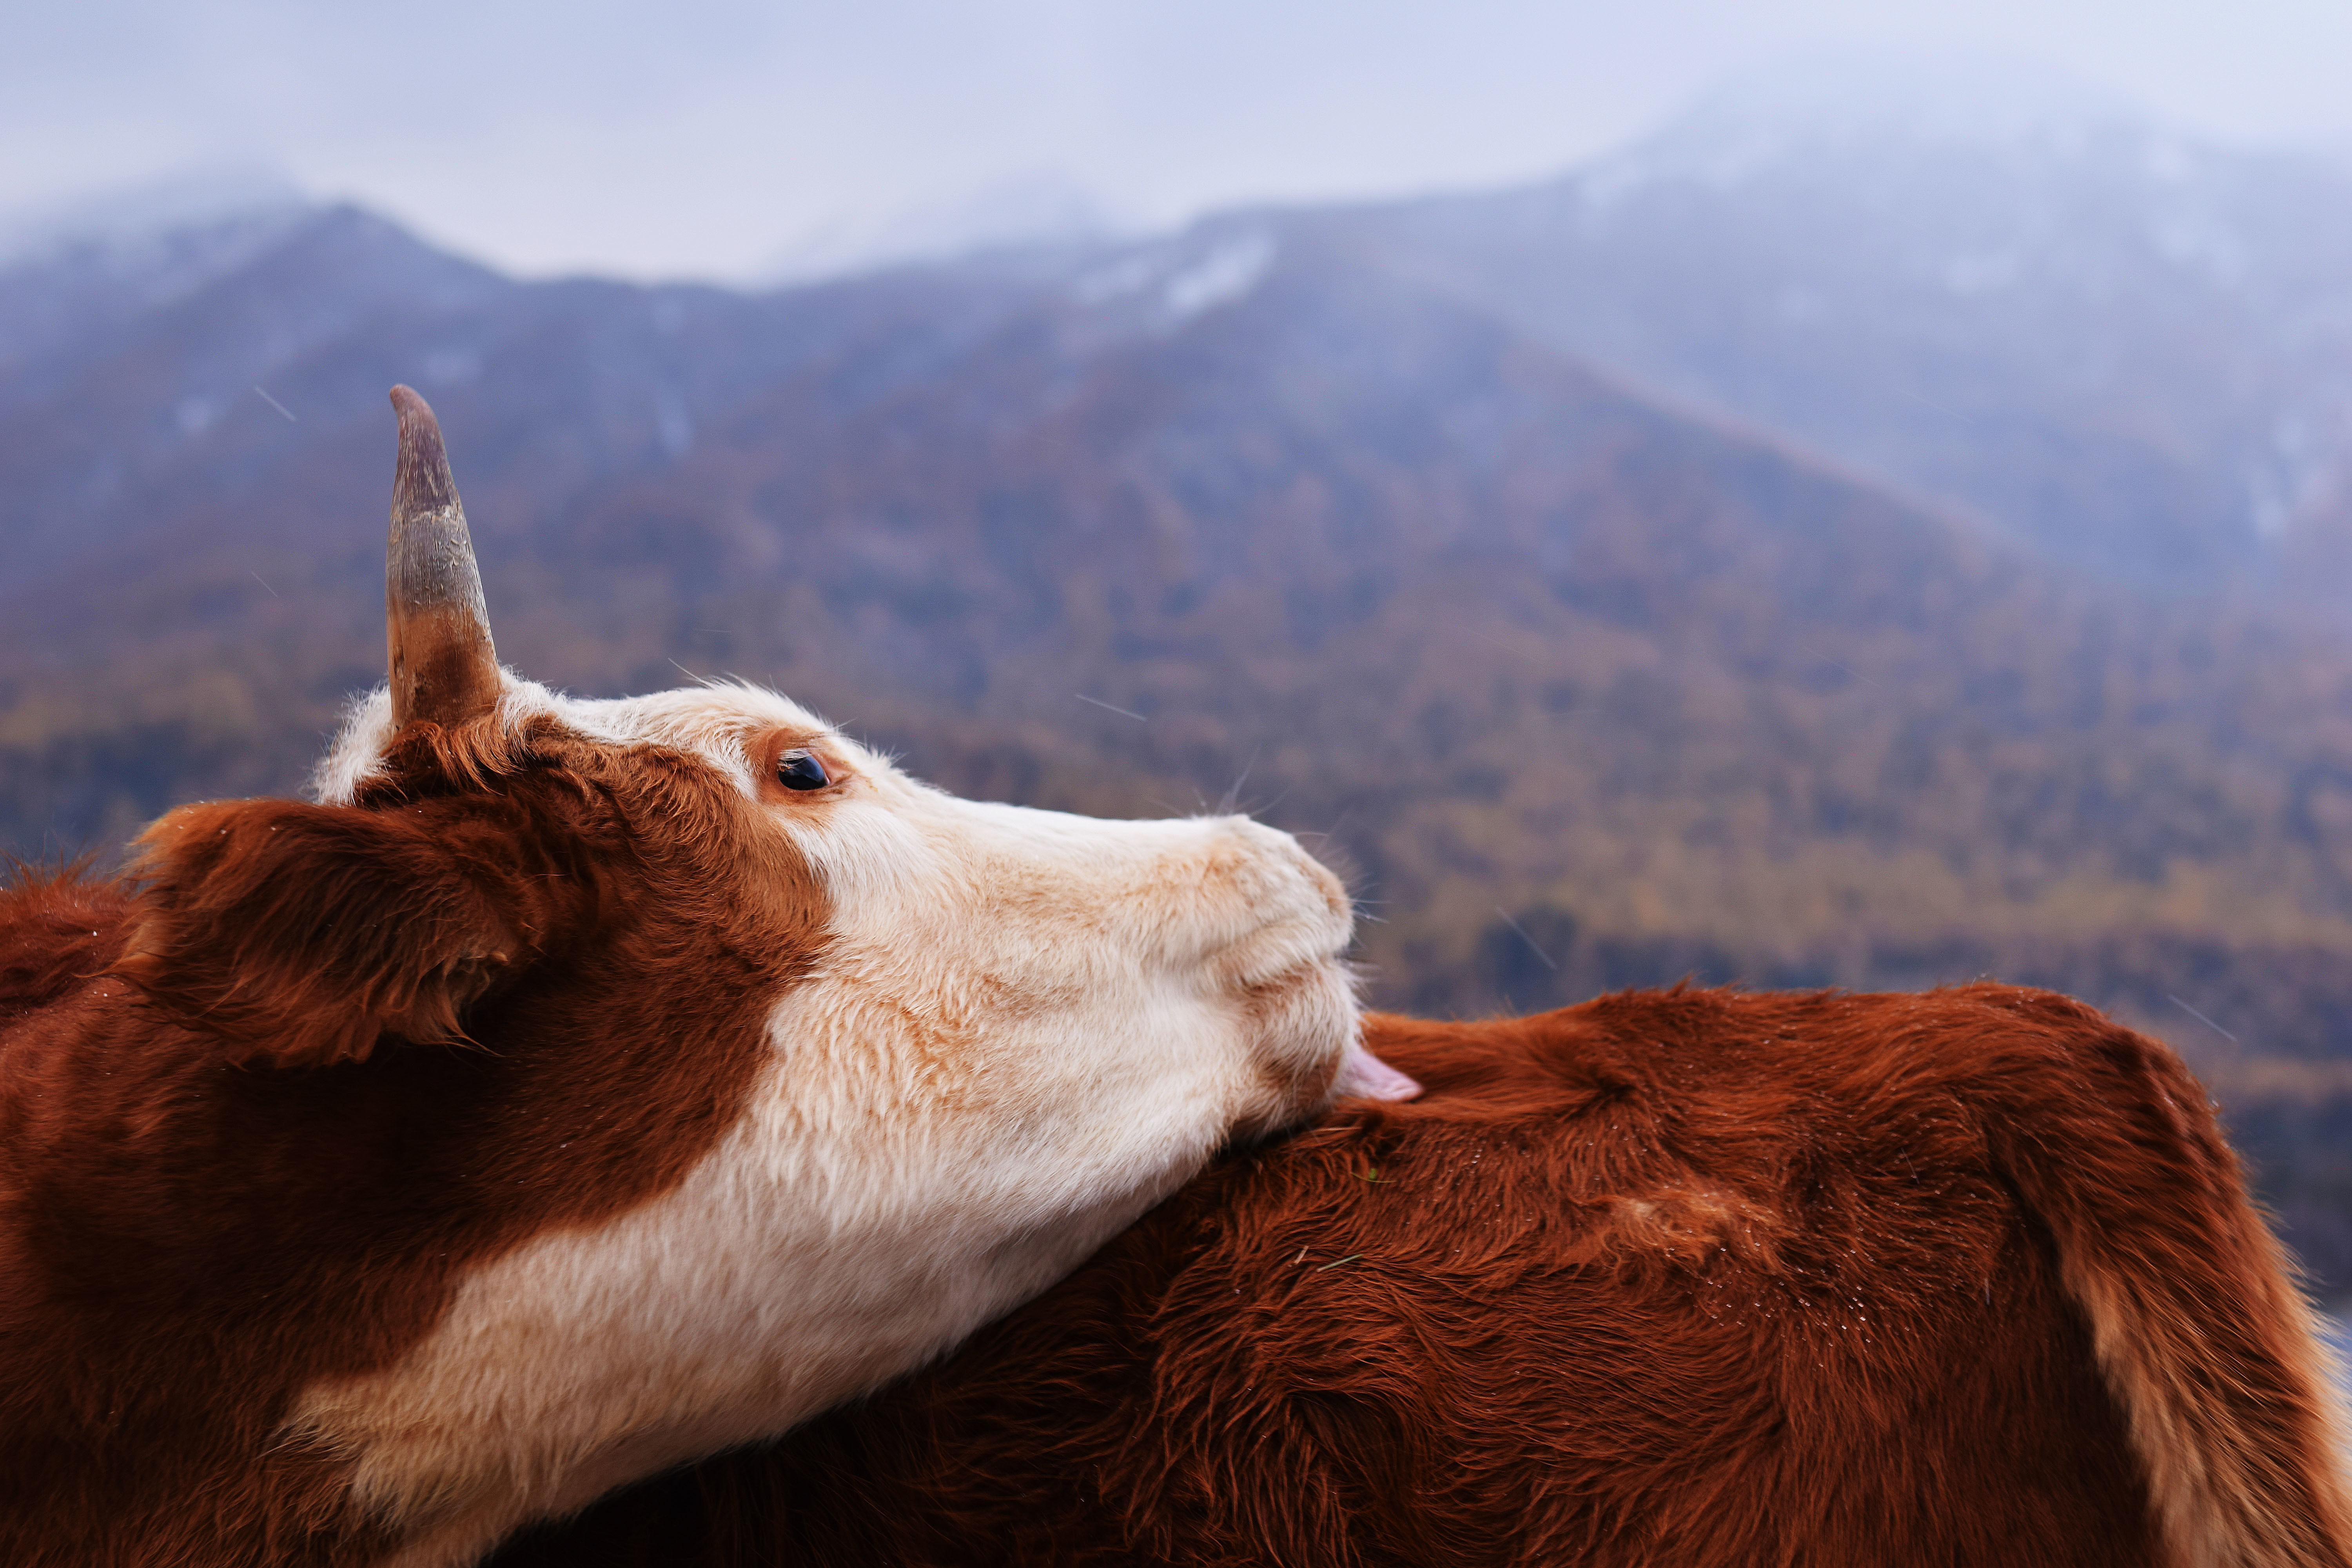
<box><xmin>6</xmin><ymin>0</ymin><xmax>2352</xmax><ymax>1308</ymax></box>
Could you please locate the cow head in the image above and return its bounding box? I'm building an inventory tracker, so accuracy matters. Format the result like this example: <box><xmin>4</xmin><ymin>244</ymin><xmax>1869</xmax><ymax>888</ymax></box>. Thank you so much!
<box><xmin>113</xmin><ymin>387</ymin><xmax>1410</xmax><ymax>1564</ymax></box>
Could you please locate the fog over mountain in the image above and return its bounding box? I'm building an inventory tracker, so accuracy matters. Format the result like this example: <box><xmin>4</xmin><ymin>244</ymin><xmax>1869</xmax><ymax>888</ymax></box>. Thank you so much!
<box><xmin>1339</xmin><ymin>60</ymin><xmax>2352</xmax><ymax>595</ymax></box>
<box><xmin>8</xmin><ymin>71</ymin><xmax>2352</xmax><ymax>1291</ymax></box>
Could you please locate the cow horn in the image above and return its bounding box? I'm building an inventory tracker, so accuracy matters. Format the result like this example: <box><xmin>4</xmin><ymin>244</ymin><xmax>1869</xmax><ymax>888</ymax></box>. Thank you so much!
<box><xmin>386</xmin><ymin>385</ymin><xmax>501</xmax><ymax>728</ymax></box>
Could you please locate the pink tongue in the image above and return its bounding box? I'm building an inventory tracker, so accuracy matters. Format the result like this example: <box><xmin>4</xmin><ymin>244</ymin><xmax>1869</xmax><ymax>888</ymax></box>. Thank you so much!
<box><xmin>1331</xmin><ymin>1043</ymin><xmax>1423</xmax><ymax>1102</ymax></box>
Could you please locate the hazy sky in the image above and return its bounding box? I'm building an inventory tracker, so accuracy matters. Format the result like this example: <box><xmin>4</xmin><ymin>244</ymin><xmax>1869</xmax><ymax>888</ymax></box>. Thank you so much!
<box><xmin>6</xmin><ymin>0</ymin><xmax>2352</xmax><ymax>281</ymax></box>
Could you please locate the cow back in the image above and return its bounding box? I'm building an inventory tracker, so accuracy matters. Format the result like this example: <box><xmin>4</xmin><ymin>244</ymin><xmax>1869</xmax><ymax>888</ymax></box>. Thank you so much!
<box><xmin>495</xmin><ymin>985</ymin><xmax>2319</xmax><ymax>1568</ymax></box>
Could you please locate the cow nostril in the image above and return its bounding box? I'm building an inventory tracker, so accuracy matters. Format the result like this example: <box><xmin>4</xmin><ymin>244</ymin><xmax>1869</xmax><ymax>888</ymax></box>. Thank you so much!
<box><xmin>1207</xmin><ymin>820</ymin><xmax>1354</xmax><ymax>936</ymax></box>
<box><xmin>1305</xmin><ymin>859</ymin><xmax>1350</xmax><ymax>920</ymax></box>
<box><xmin>1269</xmin><ymin>838</ymin><xmax>1351</xmax><ymax>920</ymax></box>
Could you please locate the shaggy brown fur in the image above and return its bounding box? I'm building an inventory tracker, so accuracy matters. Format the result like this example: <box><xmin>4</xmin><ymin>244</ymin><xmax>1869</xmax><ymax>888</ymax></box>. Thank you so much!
<box><xmin>0</xmin><ymin>719</ymin><xmax>826</xmax><ymax>1566</ymax></box>
<box><xmin>495</xmin><ymin>992</ymin><xmax>2352</xmax><ymax>1568</ymax></box>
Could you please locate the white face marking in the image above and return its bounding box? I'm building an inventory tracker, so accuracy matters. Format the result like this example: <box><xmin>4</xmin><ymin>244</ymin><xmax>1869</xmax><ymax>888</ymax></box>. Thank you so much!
<box><xmin>300</xmin><ymin>675</ymin><xmax>1359</xmax><ymax>1563</ymax></box>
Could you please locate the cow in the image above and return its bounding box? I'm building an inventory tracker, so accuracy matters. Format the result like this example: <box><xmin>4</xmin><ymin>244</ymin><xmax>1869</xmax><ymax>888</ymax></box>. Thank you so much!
<box><xmin>0</xmin><ymin>386</ymin><xmax>1419</xmax><ymax>1568</ymax></box>
<box><xmin>490</xmin><ymin>991</ymin><xmax>2352</xmax><ymax>1568</ymax></box>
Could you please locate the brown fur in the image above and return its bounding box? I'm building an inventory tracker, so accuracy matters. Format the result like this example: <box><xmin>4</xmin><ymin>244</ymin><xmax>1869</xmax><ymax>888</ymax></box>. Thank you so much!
<box><xmin>0</xmin><ymin>718</ymin><xmax>826</xmax><ymax>1566</ymax></box>
<box><xmin>494</xmin><ymin>989</ymin><xmax>2352</xmax><ymax>1568</ymax></box>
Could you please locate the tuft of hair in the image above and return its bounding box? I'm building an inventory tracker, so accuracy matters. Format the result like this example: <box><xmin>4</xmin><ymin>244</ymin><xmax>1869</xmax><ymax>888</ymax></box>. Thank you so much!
<box><xmin>1</xmin><ymin>858</ymin><xmax>134</xmax><ymax>1023</ymax></box>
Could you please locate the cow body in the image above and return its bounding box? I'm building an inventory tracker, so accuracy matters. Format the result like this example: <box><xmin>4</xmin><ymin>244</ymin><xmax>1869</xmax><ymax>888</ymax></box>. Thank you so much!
<box><xmin>0</xmin><ymin>393</ymin><xmax>1380</xmax><ymax>1567</ymax></box>
<box><xmin>497</xmin><ymin>990</ymin><xmax>2352</xmax><ymax>1568</ymax></box>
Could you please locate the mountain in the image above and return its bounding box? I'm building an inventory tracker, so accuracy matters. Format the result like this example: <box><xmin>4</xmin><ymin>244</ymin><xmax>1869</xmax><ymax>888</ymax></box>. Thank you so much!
<box><xmin>759</xmin><ymin>173</ymin><xmax>1124</xmax><ymax>285</ymax></box>
<box><xmin>1333</xmin><ymin>58</ymin><xmax>2352</xmax><ymax>598</ymax></box>
<box><xmin>10</xmin><ymin>107</ymin><xmax>2352</xmax><ymax>1289</ymax></box>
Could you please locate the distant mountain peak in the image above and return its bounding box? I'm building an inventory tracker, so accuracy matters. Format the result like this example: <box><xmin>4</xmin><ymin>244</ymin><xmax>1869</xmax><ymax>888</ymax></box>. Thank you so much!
<box><xmin>0</xmin><ymin>165</ymin><xmax>312</xmax><ymax>267</ymax></box>
<box><xmin>1604</xmin><ymin>51</ymin><xmax>2163</xmax><ymax>191</ymax></box>
<box><xmin>760</xmin><ymin>172</ymin><xmax>1127</xmax><ymax>285</ymax></box>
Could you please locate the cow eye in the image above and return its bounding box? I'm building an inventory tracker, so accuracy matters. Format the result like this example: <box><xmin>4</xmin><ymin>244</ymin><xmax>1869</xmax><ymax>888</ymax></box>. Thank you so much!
<box><xmin>776</xmin><ymin>750</ymin><xmax>829</xmax><ymax>791</ymax></box>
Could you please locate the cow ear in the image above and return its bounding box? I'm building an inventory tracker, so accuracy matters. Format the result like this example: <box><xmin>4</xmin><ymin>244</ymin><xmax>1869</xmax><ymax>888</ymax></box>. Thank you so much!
<box><xmin>120</xmin><ymin>795</ymin><xmax>564</xmax><ymax>1068</ymax></box>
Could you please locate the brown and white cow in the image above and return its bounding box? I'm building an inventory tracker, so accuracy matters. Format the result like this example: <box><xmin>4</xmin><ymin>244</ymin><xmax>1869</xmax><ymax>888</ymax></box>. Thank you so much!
<box><xmin>494</xmin><ymin>991</ymin><xmax>2352</xmax><ymax>1568</ymax></box>
<box><xmin>0</xmin><ymin>387</ymin><xmax>1412</xmax><ymax>1568</ymax></box>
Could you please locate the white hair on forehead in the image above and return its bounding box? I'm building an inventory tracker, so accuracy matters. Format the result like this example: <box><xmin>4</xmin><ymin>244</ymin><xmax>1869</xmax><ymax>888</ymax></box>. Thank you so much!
<box><xmin>309</xmin><ymin>686</ymin><xmax>397</xmax><ymax>805</ymax></box>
